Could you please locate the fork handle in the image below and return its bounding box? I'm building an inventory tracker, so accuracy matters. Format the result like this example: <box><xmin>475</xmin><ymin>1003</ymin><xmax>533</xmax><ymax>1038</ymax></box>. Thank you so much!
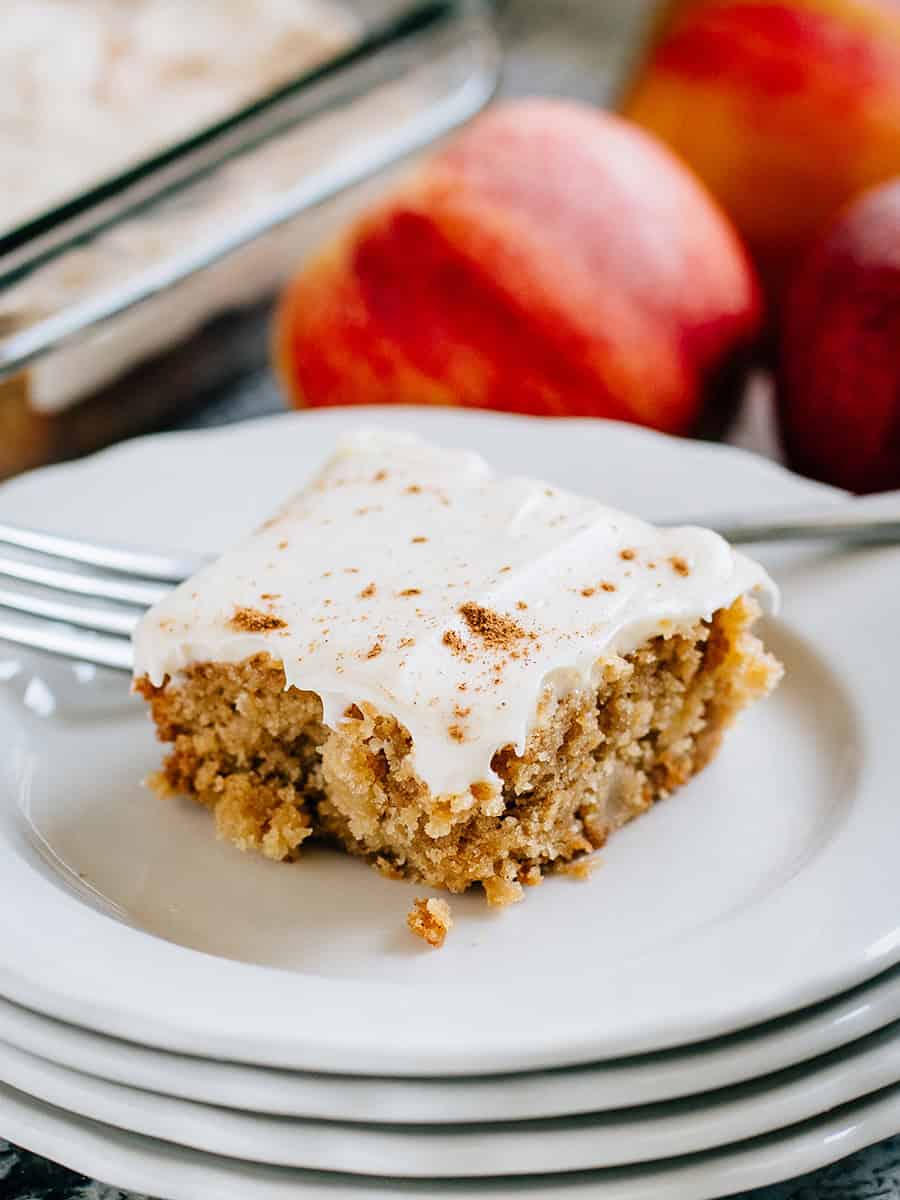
<box><xmin>695</xmin><ymin>508</ymin><xmax>900</xmax><ymax>546</ymax></box>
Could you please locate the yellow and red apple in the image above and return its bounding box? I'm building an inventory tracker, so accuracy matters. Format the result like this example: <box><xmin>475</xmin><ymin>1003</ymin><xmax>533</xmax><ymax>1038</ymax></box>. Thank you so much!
<box><xmin>621</xmin><ymin>0</ymin><xmax>900</xmax><ymax>297</ymax></box>
<box><xmin>275</xmin><ymin>99</ymin><xmax>761</xmax><ymax>434</ymax></box>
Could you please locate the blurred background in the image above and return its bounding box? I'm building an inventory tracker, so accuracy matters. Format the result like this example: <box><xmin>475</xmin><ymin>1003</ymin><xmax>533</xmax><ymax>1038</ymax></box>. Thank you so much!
<box><xmin>5</xmin><ymin>0</ymin><xmax>898</xmax><ymax>496</ymax></box>
<box><xmin>0</xmin><ymin>1</ymin><xmax>648</xmax><ymax>473</ymax></box>
<box><xmin>0</xmin><ymin>0</ymin><xmax>764</xmax><ymax>475</ymax></box>
<box><xmin>5</xmin><ymin>0</ymin><xmax>899</xmax><ymax>496</ymax></box>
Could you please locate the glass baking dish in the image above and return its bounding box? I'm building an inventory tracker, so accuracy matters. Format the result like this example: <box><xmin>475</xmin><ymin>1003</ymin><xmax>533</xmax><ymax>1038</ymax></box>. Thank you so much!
<box><xmin>0</xmin><ymin>0</ymin><xmax>500</xmax><ymax>476</ymax></box>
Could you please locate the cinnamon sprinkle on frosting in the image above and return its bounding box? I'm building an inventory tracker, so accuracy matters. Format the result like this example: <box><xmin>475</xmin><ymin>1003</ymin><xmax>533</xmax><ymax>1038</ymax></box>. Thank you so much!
<box><xmin>229</xmin><ymin>606</ymin><xmax>287</xmax><ymax>633</ymax></box>
<box><xmin>670</xmin><ymin>555</ymin><xmax>691</xmax><ymax>577</ymax></box>
<box><xmin>459</xmin><ymin>602</ymin><xmax>527</xmax><ymax>649</ymax></box>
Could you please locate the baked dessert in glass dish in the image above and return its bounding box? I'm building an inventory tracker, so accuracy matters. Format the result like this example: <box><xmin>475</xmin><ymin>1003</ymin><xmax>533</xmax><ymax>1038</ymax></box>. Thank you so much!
<box><xmin>133</xmin><ymin>431</ymin><xmax>782</xmax><ymax>905</ymax></box>
<box><xmin>0</xmin><ymin>0</ymin><xmax>354</xmax><ymax>479</ymax></box>
<box><xmin>1</xmin><ymin>0</ymin><xmax>355</xmax><ymax>236</ymax></box>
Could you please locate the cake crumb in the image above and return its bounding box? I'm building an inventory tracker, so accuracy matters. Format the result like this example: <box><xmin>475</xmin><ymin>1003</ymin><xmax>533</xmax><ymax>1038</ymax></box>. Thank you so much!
<box><xmin>365</xmin><ymin>641</ymin><xmax>383</xmax><ymax>659</ymax></box>
<box><xmin>620</xmin><ymin>548</ymin><xmax>636</xmax><ymax>561</ymax></box>
<box><xmin>374</xmin><ymin>855</ymin><xmax>404</xmax><ymax>880</ymax></box>
<box><xmin>399</xmin><ymin>588</ymin><xmax>421</xmax><ymax>597</ymax></box>
<box><xmin>229</xmin><ymin>607</ymin><xmax>287</xmax><ymax>633</ymax></box>
<box><xmin>373</xmin><ymin>470</ymin><xmax>388</xmax><ymax>482</ymax></box>
<box><xmin>406</xmin><ymin>484</ymin><xmax>423</xmax><ymax>494</ymax></box>
<box><xmin>669</xmin><ymin>555</ymin><xmax>691</xmax><ymax>577</ymax></box>
<box><xmin>601</xmin><ymin>581</ymin><xmax>617</xmax><ymax>593</ymax></box>
<box><xmin>359</xmin><ymin>582</ymin><xmax>377</xmax><ymax>599</ymax></box>
<box><xmin>558</xmin><ymin>855</ymin><xmax>600</xmax><ymax>881</ymax></box>
<box><xmin>398</xmin><ymin>637</ymin><xmax>416</xmax><ymax>649</ymax></box>
<box><xmin>407</xmin><ymin>897</ymin><xmax>453</xmax><ymax>948</ymax></box>
<box><xmin>470</xmin><ymin>780</ymin><xmax>496</xmax><ymax>803</ymax></box>
<box><xmin>277</xmin><ymin>540</ymin><xmax>289</xmax><ymax>550</ymax></box>
<box><xmin>459</xmin><ymin>602</ymin><xmax>527</xmax><ymax>649</ymax></box>
<box><xmin>447</xmin><ymin>723</ymin><xmax>466</xmax><ymax>742</ymax></box>
<box><xmin>516</xmin><ymin>601</ymin><xmax>528</xmax><ymax>610</ymax></box>
<box><xmin>483</xmin><ymin>876</ymin><xmax>524</xmax><ymax>906</ymax></box>
<box><xmin>260</xmin><ymin>593</ymin><xmax>281</xmax><ymax>601</ymax></box>
<box><xmin>411</xmin><ymin>535</ymin><xmax>428</xmax><ymax>544</ymax></box>
<box><xmin>581</xmin><ymin>587</ymin><xmax>595</xmax><ymax>598</ymax></box>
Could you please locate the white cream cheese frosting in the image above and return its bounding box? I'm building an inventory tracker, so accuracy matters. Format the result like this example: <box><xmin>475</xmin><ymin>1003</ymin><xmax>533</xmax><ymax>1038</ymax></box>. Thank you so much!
<box><xmin>132</xmin><ymin>431</ymin><xmax>778</xmax><ymax>798</ymax></box>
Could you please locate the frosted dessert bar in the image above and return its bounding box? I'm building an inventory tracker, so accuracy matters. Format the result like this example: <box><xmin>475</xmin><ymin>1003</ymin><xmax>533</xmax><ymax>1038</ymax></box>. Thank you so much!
<box><xmin>134</xmin><ymin>432</ymin><xmax>782</xmax><ymax>905</ymax></box>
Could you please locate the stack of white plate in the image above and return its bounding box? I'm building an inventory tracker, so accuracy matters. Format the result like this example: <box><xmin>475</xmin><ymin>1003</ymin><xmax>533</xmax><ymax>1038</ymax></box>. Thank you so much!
<box><xmin>0</xmin><ymin>407</ymin><xmax>898</xmax><ymax>1200</ymax></box>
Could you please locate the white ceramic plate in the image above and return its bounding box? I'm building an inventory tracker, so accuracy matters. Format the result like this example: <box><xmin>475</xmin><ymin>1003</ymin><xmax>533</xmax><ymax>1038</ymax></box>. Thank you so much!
<box><xmin>0</xmin><ymin>406</ymin><xmax>895</xmax><ymax>1078</ymax></box>
<box><xmin>2</xmin><ymin>1074</ymin><xmax>899</xmax><ymax>1200</ymax></box>
<box><xmin>2</xmin><ymin>965</ymin><xmax>900</xmax><ymax>1124</ymax></box>
<box><xmin>3</xmin><ymin>1019</ymin><xmax>900</xmax><ymax>1176</ymax></box>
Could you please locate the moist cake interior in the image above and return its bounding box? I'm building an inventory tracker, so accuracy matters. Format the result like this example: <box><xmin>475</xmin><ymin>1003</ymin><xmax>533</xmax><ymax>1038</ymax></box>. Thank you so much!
<box><xmin>136</xmin><ymin>596</ymin><xmax>779</xmax><ymax>905</ymax></box>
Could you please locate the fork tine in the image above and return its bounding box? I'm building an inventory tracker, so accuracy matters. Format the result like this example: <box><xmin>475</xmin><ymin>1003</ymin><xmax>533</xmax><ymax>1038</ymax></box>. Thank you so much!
<box><xmin>0</xmin><ymin>586</ymin><xmax>140</xmax><ymax>637</ymax></box>
<box><xmin>0</xmin><ymin>522</ymin><xmax>206</xmax><ymax>583</ymax></box>
<box><xmin>0</xmin><ymin>554</ymin><xmax>169</xmax><ymax>607</ymax></box>
<box><xmin>0</xmin><ymin>614</ymin><xmax>133</xmax><ymax>672</ymax></box>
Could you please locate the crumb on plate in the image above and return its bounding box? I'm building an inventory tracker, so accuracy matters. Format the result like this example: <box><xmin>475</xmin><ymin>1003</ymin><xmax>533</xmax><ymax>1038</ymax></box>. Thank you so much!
<box><xmin>407</xmin><ymin>897</ymin><xmax>453</xmax><ymax>948</ymax></box>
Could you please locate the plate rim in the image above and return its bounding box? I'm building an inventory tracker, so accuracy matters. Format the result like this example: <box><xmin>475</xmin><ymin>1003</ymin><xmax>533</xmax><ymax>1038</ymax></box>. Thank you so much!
<box><xmin>2</xmin><ymin>1016</ymin><xmax>900</xmax><ymax>1175</ymax></box>
<box><xmin>0</xmin><ymin>1072</ymin><xmax>898</xmax><ymax>1200</ymax></box>
<box><xmin>1</xmin><ymin>963</ymin><xmax>899</xmax><ymax>1122</ymax></box>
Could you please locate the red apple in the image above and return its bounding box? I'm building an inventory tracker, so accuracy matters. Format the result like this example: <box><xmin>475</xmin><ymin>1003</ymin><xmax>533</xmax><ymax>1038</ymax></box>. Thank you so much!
<box><xmin>778</xmin><ymin>176</ymin><xmax>900</xmax><ymax>492</ymax></box>
<box><xmin>275</xmin><ymin>99</ymin><xmax>762</xmax><ymax>435</ymax></box>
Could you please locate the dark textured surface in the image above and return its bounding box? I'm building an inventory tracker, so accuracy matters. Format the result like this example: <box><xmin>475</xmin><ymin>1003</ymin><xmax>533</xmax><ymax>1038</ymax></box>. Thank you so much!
<box><xmin>3</xmin><ymin>1</ymin><xmax>899</xmax><ymax>1196</ymax></box>
<box><xmin>3</xmin><ymin>1136</ymin><xmax>900</xmax><ymax>1199</ymax></box>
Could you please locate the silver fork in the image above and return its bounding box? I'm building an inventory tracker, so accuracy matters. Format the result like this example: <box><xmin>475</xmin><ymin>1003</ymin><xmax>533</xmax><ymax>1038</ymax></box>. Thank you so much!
<box><xmin>0</xmin><ymin>523</ymin><xmax>207</xmax><ymax>673</ymax></box>
<box><xmin>0</xmin><ymin>507</ymin><xmax>898</xmax><ymax>674</ymax></box>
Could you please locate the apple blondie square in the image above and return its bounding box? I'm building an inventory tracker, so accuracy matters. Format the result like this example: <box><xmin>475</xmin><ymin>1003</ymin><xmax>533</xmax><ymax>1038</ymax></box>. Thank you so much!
<box><xmin>134</xmin><ymin>431</ymin><xmax>781</xmax><ymax>904</ymax></box>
